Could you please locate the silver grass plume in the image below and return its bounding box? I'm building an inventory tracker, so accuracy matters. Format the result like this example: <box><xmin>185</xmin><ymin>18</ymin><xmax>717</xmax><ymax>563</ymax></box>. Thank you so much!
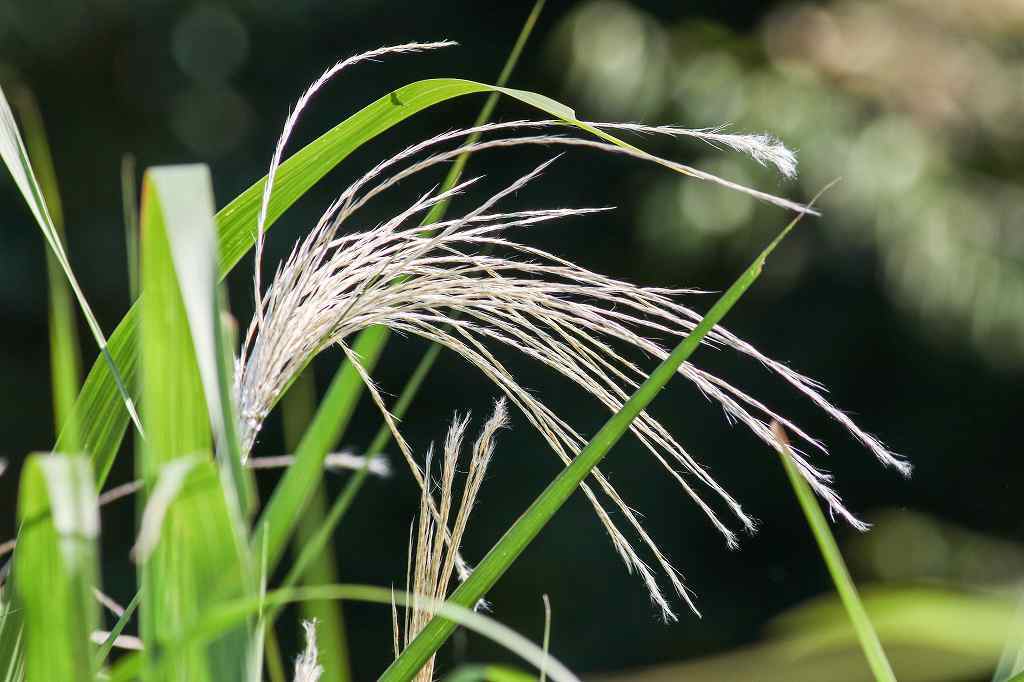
<box><xmin>236</xmin><ymin>44</ymin><xmax>910</xmax><ymax>621</ymax></box>
<box><xmin>293</xmin><ymin>620</ymin><xmax>323</xmax><ymax>682</ymax></box>
<box><xmin>393</xmin><ymin>402</ymin><xmax>508</xmax><ymax>682</ymax></box>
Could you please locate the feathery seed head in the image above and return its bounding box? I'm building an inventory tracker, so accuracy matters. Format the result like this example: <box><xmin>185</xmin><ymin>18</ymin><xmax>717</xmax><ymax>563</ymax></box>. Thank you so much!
<box><xmin>235</xmin><ymin>44</ymin><xmax>908</xmax><ymax>621</ymax></box>
<box><xmin>395</xmin><ymin>402</ymin><xmax>508</xmax><ymax>681</ymax></box>
<box><xmin>293</xmin><ymin>620</ymin><xmax>323</xmax><ymax>682</ymax></box>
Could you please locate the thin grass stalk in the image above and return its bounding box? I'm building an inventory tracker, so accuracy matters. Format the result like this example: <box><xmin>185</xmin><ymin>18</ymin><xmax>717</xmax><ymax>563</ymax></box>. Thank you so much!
<box><xmin>540</xmin><ymin>595</ymin><xmax>551</xmax><ymax>682</ymax></box>
<box><xmin>379</xmin><ymin>200</ymin><xmax>815</xmax><ymax>681</ymax></box>
<box><xmin>94</xmin><ymin>591</ymin><xmax>140</xmax><ymax>668</ymax></box>
<box><xmin>6</xmin><ymin>83</ymin><xmax>83</xmax><ymax>447</ymax></box>
<box><xmin>1</xmin><ymin>83</ymin><xmax>142</xmax><ymax>437</ymax></box>
<box><xmin>262</xmin><ymin>626</ymin><xmax>287</xmax><ymax>682</ymax></box>
<box><xmin>122</xmin><ymin>154</ymin><xmax>140</xmax><ymax>302</ymax></box>
<box><xmin>770</xmin><ymin>422</ymin><xmax>897</xmax><ymax>682</ymax></box>
<box><xmin>282</xmin><ymin>370</ymin><xmax>353</xmax><ymax>682</ymax></box>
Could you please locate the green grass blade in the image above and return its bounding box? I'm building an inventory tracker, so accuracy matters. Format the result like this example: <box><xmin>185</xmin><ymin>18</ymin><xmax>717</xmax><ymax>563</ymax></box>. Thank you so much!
<box><xmin>770</xmin><ymin>424</ymin><xmax>897</xmax><ymax>682</ymax></box>
<box><xmin>281</xmin><ymin>370</ymin><xmax>352</xmax><ymax>682</ymax></box>
<box><xmin>379</xmin><ymin>207</ymin><xmax>811</xmax><ymax>682</ymax></box>
<box><xmin>144</xmin><ymin>164</ymin><xmax>251</xmax><ymax>514</ymax></box>
<box><xmin>5</xmin><ymin>83</ymin><xmax>83</xmax><ymax>449</ymax></box>
<box><xmin>252</xmin><ymin>325</ymin><xmax>388</xmax><ymax>573</ymax></box>
<box><xmin>280</xmin><ymin>0</ymin><xmax>545</xmax><ymax>594</ymax></box>
<box><xmin>58</xmin><ymin>73</ymin><xmax>805</xmax><ymax>490</ymax></box>
<box><xmin>122</xmin><ymin>154</ymin><xmax>140</xmax><ymax>302</ymax></box>
<box><xmin>13</xmin><ymin>454</ymin><xmax>99</xmax><ymax>682</ymax></box>
<box><xmin>94</xmin><ymin>589</ymin><xmax>140</xmax><ymax>668</ymax></box>
<box><xmin>0</xmin><ymin>83</ymin><xmax>142</xmax><ymax>439</ymax></box>
<box><xmin>138</xmin><ymin>171</ymin><xmax>253</xmax><ymax>682</ymax></box>
<box><xmin>541</xmin><ymin>595</ymin><xmax>551</xmax><ymax>682</ymax></box>
<box><xmin>106</xmin><ymin>585</ymin><xmax>580</xmax><ymax>682</ymax></box>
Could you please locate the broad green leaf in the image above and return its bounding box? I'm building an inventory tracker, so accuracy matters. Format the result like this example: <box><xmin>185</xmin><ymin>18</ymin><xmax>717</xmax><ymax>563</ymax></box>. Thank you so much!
<box><xmin>138</xmin><ymin>170</ymin><xmax>211</xmax><ymax>476</ymax></box>
<box><xmin>57</xmin><ymin>76</ymin><xmax>810</xmax><ymax>489</ymax></box>
<box><xmin>4</xmin><ymin>83</ymin><xmax>83</xmax><ymax>448</ymax></box>
<box><xmin>13</xmin><ymin>454</ymin><xmax>99</xmax><ymax>682</ymax></box>
<box><xmin>380</xmin><ymin>204</ymin><xmax>814</xmax><ymax>682</ymax></box>
<box><xmin>138</xmin><ymin>171</ymin><xmax>253</xmax><ymax>682</ymax></box>
<box><xmin>144</xmin><ymin>165</ymin><xmax>250</xmax><ymax>514</ymax></box>
<box><xmin>135</xmin><ymin>460</ymin><xmax>252</xmax><ymax>682</ymax></box>
<box><xmin>106</xmin><ymin>585</ymin><xmax>580</xmax><ymax>682</ymax></box>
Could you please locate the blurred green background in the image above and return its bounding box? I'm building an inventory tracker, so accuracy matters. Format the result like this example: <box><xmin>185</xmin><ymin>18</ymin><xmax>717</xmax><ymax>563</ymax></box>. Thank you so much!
<box><xmin>1</xmin><ymin>0</ymin><xmax>1022</xmax><ymax>679</ymax></box>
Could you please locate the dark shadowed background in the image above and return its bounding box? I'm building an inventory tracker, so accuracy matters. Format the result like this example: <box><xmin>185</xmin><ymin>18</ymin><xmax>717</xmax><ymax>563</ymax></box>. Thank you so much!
<box><xmin>1</xmin><ymin>0</ymin><xmax>1022</xmax><ymax>679</ymax></box>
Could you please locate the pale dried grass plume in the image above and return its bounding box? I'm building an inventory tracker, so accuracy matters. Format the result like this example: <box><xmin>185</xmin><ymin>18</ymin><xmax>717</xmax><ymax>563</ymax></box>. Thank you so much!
<box><xmin>293</xmin><ymin>619</ymin><xmax>324</xmax><ymax>682</ymax></box>
<box><xmin>234</xmin><ymin>43</ymin><xmax>910</xmax><ymax>621</ymax></box>
<box><xmin>393</xmin><ymin>402</ymin><xmax>508</xmax><ymax>681</ymax></box>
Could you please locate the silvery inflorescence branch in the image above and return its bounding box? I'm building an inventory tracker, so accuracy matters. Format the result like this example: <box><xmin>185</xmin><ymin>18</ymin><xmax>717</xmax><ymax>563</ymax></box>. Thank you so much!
<box><xmin>234</xmin><ymin>42</ymin><xmax>910</xmax><ymax>621</ymax></box>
